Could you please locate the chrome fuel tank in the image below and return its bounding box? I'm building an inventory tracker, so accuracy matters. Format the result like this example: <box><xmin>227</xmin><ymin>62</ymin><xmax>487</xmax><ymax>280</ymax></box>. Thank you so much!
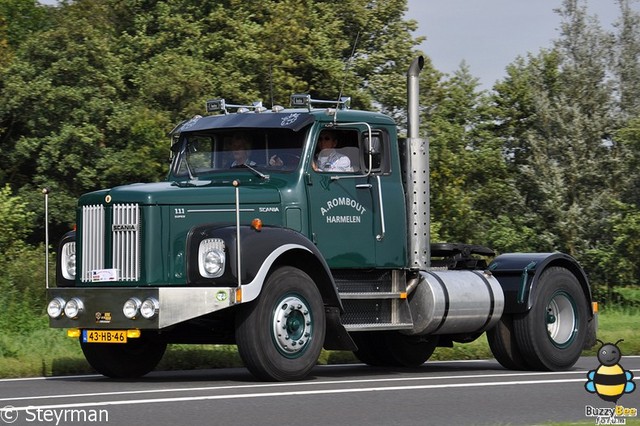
<box><xmin>406</xmin><ymin>270</ymin><xmax>504</xmax><ymax>336</ymax></box>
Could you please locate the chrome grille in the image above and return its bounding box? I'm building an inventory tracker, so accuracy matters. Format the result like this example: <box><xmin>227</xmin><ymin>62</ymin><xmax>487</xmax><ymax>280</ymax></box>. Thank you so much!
<box><xmin>80</xmin><ymin>203</ymin><xmax>140</xmax><ymax>282</ymax></box>
<box><xmin>112</xmin><ymin>203</ymin><xmax>140</xmax><ymax>281</ymax></box>
<box><xmin>81</xmin><ymin>205</ymin><xmax>105</xmax><ymax>282</ymax></box>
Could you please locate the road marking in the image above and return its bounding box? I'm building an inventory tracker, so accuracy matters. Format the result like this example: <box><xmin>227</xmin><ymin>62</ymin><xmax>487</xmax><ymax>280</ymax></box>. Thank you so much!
<box><xmin>2</xmin><ymin>370</ymin><xmax>637</xmax><ymax>408</ymax></box>
<box><xmin>0</xmin><ymin>369</ymin><xmax>599</xmax><ymax>403</ymax></box>
<box><xmin>1</xmin><ymin>356</ymin><xmax>637</xmax><ymax>383</ymax></box>
<box><xmin>2</xmin><ymin>377</ymin><xmax>609</xmax><ymax>412</ymax></box>
<box><xmin>2</xmin><ymin>369</ymin><xmax>638</xmax><ymax>404</ymax></box>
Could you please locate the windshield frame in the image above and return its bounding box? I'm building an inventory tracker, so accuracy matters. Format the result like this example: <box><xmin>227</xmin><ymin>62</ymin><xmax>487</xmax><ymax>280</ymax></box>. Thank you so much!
<box><xmin>169</xmin><ymin>127</ymin><xmax>310</xmax><ymax>180</ymax></box>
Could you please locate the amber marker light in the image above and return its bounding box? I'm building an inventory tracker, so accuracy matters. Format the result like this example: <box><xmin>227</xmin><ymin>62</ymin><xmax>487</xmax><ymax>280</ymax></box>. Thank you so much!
<box><xmin>592</xmin><ymin>301</ymin><xmax>599</xmax><ymax>314</ymax></box>
<box><xmin>67</xmin><ymin>329</ymin><xmax>81</xmax><ymax>338</ymax></box>
<box><xmin>127</xmin><ymin>329</ymin><xmax>141</xmax><ymax>339</ymax></box>
<box><xmin>251</xmin><ymin>218</ymin><xmax>263</xmax><ymax>231</ymax></box>
<box><xmin>235</xmin><ymin>288</ymin><xmax>243</xmax><ymax>303</ymax></box>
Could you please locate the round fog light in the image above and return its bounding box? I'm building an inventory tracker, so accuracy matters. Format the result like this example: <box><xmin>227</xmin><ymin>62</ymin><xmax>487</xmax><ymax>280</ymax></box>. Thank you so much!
<box><xmin>63</xmin><ymin>297</ymin><xmax>84</xmax><ymax>319</ymax></box>
<box><xmin>140</xmin><ymin>298</ymin><xmax>159</xmax><ymax>319</ymax></box>
<box><xmin>47</xmin><ymin>297</ymin><xmax>66</xmax><ymax>319</ymax></box>
<box><xmin>123</xmin><ymin>298</ymin><xmax>142</xmax><ymax>319</ymax></box>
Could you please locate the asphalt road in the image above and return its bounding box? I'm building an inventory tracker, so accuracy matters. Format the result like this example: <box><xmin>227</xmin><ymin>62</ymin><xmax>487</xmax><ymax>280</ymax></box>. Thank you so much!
<box><xmin>0</xmin><ymin>356</ymin><xmax>638</xmax><ymax>426</ymax></box>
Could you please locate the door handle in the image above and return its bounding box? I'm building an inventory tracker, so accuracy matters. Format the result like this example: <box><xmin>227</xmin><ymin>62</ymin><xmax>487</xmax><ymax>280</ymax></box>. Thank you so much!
<box><xmin>356</xmin><ymin>184</ymin><xmax>372</xmax><ymax>189</ymax></box>
<box><xmin>375</xmin><ymin>175</ymin><xmax>386</xmax><ymax>241</ymax></box>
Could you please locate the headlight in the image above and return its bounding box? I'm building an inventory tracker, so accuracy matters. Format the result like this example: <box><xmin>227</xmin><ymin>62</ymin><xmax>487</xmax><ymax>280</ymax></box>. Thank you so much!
<box><xmin>198</xmin><ymin>238</ymin><xmax>225</xmax><ymax>278</ymax></box>
<box><xmin>61</xmin><ymin>242</ymin><xmax>76</xmax><ymax>280</ymax></box>
<box><xmin>63</xmin><ymin>297</ymin><xmax>84</xmax><ymax>319</ymax></box>
<box><xmin>47</xmin><ymin>297</ymin><xmax>66</xmax><ymax>319</ymax></box>
<box><xmin>123</xmin><ymin>297</ymin><xmax>142</xmax><ymax>319</ymax></box>
<box><xmin>140</xmin><ymin>298</ymin><xmax>159</xmax><ymax>319</ymax></box>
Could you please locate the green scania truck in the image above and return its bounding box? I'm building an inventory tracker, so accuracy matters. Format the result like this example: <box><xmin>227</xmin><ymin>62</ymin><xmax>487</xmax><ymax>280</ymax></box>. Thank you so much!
<box><xmin>46</xmin><ymin>57</ymin><xmax>597</xmax><ymax>381</ymax></box>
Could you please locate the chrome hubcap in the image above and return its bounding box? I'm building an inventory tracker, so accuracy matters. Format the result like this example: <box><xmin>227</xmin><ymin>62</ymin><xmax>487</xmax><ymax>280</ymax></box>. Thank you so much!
<box><xmin>546</xmin><ymin>291</ymin><xmax>577</xmax><ymax>347</ymax></box>
<box><xmin>272</xmin><ymin>295</ymin><xmax>313</xmax><ymax>358</ymax></box>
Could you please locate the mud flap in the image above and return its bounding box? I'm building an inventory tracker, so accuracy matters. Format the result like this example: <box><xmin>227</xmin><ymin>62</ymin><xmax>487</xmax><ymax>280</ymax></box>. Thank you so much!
<box><xmin>323</xmin><ymin>306</ymin><xmax>357</xmax><ymax>351</ymax></box>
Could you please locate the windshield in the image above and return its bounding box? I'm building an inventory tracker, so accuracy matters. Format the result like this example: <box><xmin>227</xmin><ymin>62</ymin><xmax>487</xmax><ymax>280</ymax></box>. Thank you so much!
<box><xmin>171</xmin><ymin>128</ymin><xmax>307</xmax><ymax>178</ymax></box>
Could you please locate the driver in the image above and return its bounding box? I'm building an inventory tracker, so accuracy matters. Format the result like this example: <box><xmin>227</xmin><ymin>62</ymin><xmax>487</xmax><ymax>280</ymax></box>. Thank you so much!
<box><xmin>229</xmin><ymin>133</ymin><xmax>256</xmax><ymax>167</ymax></box>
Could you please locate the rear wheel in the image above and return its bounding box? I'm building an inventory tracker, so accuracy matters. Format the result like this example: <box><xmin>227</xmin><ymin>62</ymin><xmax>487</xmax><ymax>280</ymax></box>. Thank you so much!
<box><xmin>351</xmin><ymin>332</ymin><xmax>395</xmax><ymax>366</ymax></box>
<box><xmin>386</xmin><ymin>333</ymin><xmax>438</xmax><ymax>367</ymax></box>
<box><xmin>352</xmin><ymin>332</ymin><xmax>437</xmax><ymax>368</ymax></box>
<box><xmin>487</xmin><ymin>315</ymin><xmax>530</xmax><ymax>370</ymax></box>
<box><xmin>513</xmin><ymin>267</ymin><xmax>588</xmax><ymax>370</ymax></box>
<box><xmin>80</xmin><ymin>337</ymin><xmax>166</xmax><ymax>378</ymax></box>
<box><xmin>236</xmin><ymin>266</ymin><xmax>325</xmax><ymax>381</ymax></box>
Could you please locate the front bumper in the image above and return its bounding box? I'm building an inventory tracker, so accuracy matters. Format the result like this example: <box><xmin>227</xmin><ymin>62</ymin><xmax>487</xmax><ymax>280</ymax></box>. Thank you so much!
<box><xmin>47</xmin><ymin>287</ymin><xmax>237</xmax><ymax>329</ymax></box>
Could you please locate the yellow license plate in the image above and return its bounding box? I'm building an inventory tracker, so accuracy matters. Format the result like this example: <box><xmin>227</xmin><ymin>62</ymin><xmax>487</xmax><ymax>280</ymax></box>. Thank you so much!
<box><xmin>82</xmin><ymin>330</ymin><xmax>127</xmax><ymax>344</ymax></box>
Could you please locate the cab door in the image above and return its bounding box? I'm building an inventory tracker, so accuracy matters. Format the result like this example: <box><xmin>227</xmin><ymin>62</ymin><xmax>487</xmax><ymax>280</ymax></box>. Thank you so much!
<box><xmin>306</xmin><ymin>127</ymin><xmax>377</xmax><ymax>267</ymax></box>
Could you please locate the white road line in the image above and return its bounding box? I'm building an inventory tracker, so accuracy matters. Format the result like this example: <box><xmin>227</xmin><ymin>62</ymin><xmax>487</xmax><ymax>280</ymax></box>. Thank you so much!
<box><xmin>0</xmin><ymin>370</ymin><xmax>589</xmax><ymax>402</ymax></box>
<box><xmin>0</xmin><ymin>377</ymin><xmax>597</xmax><ymax>412</ymax></box>
<box><xmin>0</xmin><ymin>374</ymin><xmax>103</xmax><ymax>383</ymax></box>
<box><xmin>3</xmin><ymin>369</ymin><xmax>638</xmax><ymax>404</ymax></box>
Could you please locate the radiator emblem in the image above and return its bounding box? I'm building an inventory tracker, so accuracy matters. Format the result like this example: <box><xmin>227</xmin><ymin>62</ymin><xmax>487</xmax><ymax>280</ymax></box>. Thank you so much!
<box><xmin>95</xmin><ymin>312</ymin><xmax>112</xmax><ymax>324</ymax></box>
<box><xmin>112</xmin><ymin>224</ymin><xmax>138</xmax><ymax>232</ymax></box>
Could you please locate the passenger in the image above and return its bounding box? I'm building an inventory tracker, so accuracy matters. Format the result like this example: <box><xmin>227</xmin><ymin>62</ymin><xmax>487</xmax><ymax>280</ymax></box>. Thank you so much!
<box><xmin>313</xmin><ymin>130</ymin><xmax>352</xmax><ymax>172</ymax></box>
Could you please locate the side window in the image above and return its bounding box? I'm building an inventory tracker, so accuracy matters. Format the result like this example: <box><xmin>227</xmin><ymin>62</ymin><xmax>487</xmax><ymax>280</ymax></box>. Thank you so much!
<box><xmin>314</xmin><ymin>129</ymin><xmax>360</xmax><ymax>173</ymax></box>
<box><xmin>362</xmin><ymin>130</ymin><xmax>387</xmax><ymax>173</ymax></box>
<box><xmin>187</xmin><ymin>136</ymin><xmax>216</xmax><ymax>172</ymax></box>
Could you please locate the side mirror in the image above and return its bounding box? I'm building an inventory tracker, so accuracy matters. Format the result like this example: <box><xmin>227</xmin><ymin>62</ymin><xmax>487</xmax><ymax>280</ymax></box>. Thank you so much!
<box><xmin>364</xmin><ymin>134</ymin><xmax>382</xmax><ymax>154</ymax></box>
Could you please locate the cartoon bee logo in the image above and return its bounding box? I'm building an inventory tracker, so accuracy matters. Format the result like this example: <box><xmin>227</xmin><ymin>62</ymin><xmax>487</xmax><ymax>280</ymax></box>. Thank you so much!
<box><xmin>585</xmin><ymin>339</ymin><xmax>636</xmax><ymax>403</ymax></box>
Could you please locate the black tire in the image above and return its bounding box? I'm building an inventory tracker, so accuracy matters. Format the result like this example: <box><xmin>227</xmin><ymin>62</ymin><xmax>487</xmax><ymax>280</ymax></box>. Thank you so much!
<box><xmin>352</xmin><ymin>332</ymin><xmax>437</xmax><ymax>368</ymax></box>
<box><xmin>235</xmin><ymin>266</ymin><xmax>326</xmax><ymax>381</ymax></box>
<box><xmin>513</xmin><ymin>266</ymin><xmax>588</xmax><ymax>371</ymax></box>
<box><xmin>80</xmin><ymin>337</ymin><xmax>166</xmax><ymax>378</ymax></box>
<box><xmin>486</xmin><ymin>314</ymin><xmax>531</xmax><ymax>370</ymax></box>
<box><xmin>386</xmin><ymin>332</ymin><xmax>438</xmax><ymax>367</ymax></box>
<box><xmin>351</xmin><ymin>331</ymin><xmax>396</xmax><ymax>367</ymax></box>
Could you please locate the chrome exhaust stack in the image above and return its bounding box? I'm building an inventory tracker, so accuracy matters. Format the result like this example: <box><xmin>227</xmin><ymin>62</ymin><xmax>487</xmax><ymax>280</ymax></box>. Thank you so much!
<box><xmin>403</xmin><ymin>56</ymin><xmax>430</xmax><ymax>270</ymax></box>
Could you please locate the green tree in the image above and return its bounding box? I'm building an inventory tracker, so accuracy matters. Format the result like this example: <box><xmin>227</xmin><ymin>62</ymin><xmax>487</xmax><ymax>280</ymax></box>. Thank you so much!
<box><xmin>0</xmin><ymin>0</ymin><xmax>423</xmax><ymax>245</ymax></box>
<box><xmin>0</xmin><ymin>184</ymin><xmax>34</xmax><ymax>253</ymax></box>
<box><xmin>613</xmin><ymin>0</ymin><xmax>640</xmax><ymax>119</ymax></box>
<box><xmin>491</xmin><ymin>0</ymin><xmax>619</xmax><ymax>261</ymax></box>
<box><xmin>0</xmin><ymin>0</ymin><xmax>50</xmax><ymax>51</ymax></box>
<box><xmin>426</xmin><ymin>64</ymin><xmax>533</xmax><ymax>252</ymax></box>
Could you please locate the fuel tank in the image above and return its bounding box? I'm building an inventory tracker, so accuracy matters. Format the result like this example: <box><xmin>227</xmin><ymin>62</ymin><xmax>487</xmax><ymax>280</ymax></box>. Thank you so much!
<box><xmin>406</xmin><ymin>270</ymin><xmax>504</xmax><ymax>336</ymax></box>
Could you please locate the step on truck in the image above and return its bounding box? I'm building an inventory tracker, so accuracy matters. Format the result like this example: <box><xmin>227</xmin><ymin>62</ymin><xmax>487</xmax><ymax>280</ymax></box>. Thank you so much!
<box><xmin>46</xmin><ymin>57</ymin><xmax>597</xmax><ymax>381</ymax></box>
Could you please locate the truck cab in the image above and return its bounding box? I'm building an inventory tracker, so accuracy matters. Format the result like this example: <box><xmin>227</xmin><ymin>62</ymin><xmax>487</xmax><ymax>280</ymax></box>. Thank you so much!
<box><xmin>46</xmin><ymin>59</ymin><xmax>597</xmax><ymax>381</ymax></box>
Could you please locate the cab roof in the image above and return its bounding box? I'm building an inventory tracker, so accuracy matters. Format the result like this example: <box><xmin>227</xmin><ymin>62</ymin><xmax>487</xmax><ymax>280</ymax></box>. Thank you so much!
<box><xmin>173</xmin><ymin>108</ymin><xmax>396</xmax><ymax>135</ymax></box>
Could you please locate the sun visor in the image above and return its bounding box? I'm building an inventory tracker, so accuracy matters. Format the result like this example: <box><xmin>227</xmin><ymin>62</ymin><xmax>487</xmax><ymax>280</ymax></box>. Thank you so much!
<box><xmin>175</xmin><ymin>112</ymin><xmax>315</xmax><ymax>134</ymax></box>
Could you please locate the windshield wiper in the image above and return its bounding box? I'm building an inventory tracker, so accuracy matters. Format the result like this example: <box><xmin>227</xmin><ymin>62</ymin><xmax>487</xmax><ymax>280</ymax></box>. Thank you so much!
<box><xmin>233</xmin><ymin>164</ymin><xmax>270</xmax><ymax>180</ymax></box>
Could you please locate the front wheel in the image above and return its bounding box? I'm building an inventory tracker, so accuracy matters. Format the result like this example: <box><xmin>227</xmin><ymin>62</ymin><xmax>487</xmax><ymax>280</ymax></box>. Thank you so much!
<box><xmin>80</xmin><ymin>337</ymin><xmax>167</xmax><ymax>378</ymax></box>
<box><xmin>513</xmin><ymin>267</ymin><xmax>588</xmax><ymax>371</ymax></box>
<box><xmin>235</xmin><ymin>266</ymin><xmax>326</xmax><ymax>381</ymax></box>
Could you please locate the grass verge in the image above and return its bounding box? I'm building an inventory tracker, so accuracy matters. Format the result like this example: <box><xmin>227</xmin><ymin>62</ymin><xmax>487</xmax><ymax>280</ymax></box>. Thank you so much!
<box><xmin>0</xmin><ymin>308</ymin><xmax>637</xmax><ymax>378</ymax></box>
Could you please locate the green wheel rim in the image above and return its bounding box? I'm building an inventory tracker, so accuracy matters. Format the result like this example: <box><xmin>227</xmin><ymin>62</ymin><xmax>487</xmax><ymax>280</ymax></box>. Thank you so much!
<box><xmin>271</xmin><ymin>294</ymin><xmax>313</xmax><ymax>359</ymax></box>
<box><xmin>546</xmin><ymin>290</ymin><xmax>578</xmax><ymax>349</ymax></box>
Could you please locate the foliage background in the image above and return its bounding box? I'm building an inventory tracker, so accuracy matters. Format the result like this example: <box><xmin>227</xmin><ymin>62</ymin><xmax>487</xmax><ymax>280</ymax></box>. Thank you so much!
<box><xmin>0</xmin><ymin>0</ymin><xmax>639</xmax><ymax>375</ymax></box>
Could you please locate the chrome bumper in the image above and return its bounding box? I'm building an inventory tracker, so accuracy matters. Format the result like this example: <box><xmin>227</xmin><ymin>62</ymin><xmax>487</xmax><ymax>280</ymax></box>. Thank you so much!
<box><xmin>47</xmin><ymin>287</ymin><xmax>237</xmax><ymax>329</ymax></box>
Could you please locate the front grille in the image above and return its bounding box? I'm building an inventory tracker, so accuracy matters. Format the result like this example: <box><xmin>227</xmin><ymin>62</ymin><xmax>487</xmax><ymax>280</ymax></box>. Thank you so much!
<box><xmin>81</xmin><ymin>205</ymin><xmax>105</xmax><ymax>282</ymax></box>
<box><xmin>80</xmin><ymin>203</ymin><xmax>140</xmax><ymax>282</ymax></box>
<box><xmin>112</xmin><ymin>203</ymin><xmax>140</xmax><ymax>281</ymax></box>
